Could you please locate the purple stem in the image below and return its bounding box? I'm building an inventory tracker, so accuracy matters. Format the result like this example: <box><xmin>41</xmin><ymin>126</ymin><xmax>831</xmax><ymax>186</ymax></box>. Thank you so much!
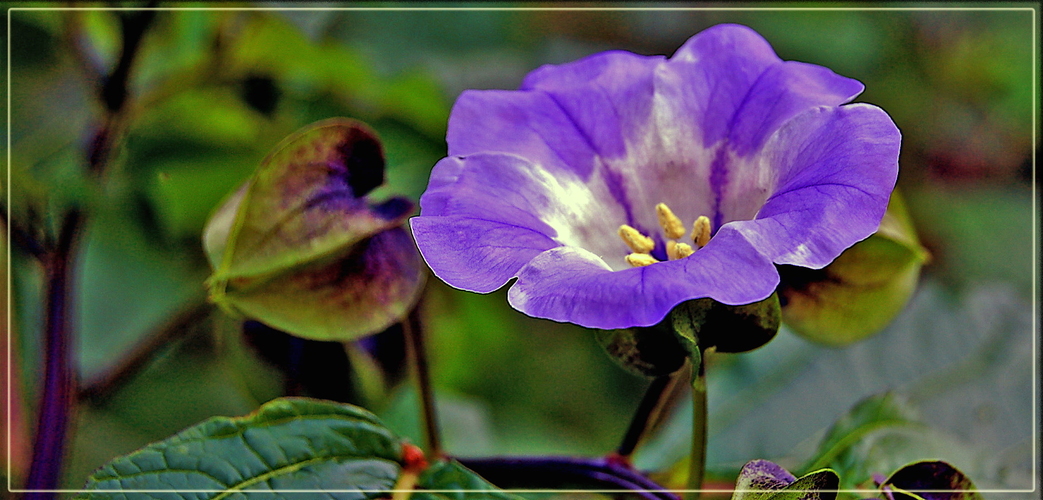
<box><xmin>457</xmin><ymin>456</ymin><xmax>680</xmax><ymax>500</ymax></box>
<box><xmin>22</xmin><ymin>9</ymin><xmax>155</xmax><ymax>494</ymax></box>
<box><xmin>24</xmin><ymin>210</ymin><xmax>82</xmax><ymax>497</ymax></box>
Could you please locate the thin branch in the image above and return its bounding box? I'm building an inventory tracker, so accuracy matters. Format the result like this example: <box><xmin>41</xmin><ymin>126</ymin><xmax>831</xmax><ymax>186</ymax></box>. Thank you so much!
<box><xmin>614</xmin><ymin>374</ymin><xmax>673</xmax><ymax>461</ymax></box>
<box><xmin>78</xmin><ymin>300</ymin><xmax>210</xmax><ymax>405</ymax></box>
<box><xmin>402</xmin><ymin>298</ymin><xmax>442</xmax><ymax>460</ymax></box>
<box><xmin>0</xmin><ymin>204</ymin><xmax>46</xmax><ymax>260</ymax></box>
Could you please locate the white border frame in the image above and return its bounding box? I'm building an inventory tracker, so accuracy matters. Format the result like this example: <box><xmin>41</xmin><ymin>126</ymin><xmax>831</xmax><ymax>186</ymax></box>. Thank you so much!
<box><xmin>4</xmin><ymin>3</ymin><xmax>1039</xmax><ymax>496</ymax></box>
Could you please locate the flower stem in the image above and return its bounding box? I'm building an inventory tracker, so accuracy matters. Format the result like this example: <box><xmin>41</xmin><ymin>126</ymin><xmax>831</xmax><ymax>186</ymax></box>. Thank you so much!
<box><xmin>615</xmin><ymin>374</ymin><xmax>673</xmax><ymax>461</ymax></box>
<box><xmin>686</xmin><ymin>356</ymin><xmax>708</xmax><ymax>500</ymax></box>
<box><xmin>402</xmin><ymin>300</ymin><xmax>442</xmax><ymax>460</ymax></box>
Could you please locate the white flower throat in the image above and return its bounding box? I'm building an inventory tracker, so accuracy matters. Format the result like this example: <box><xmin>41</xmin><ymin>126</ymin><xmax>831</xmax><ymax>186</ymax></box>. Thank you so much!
<box><xmin>618</xmin><ymin>203</ymin><xmax>711</xmax><ymax>267</ymax></box>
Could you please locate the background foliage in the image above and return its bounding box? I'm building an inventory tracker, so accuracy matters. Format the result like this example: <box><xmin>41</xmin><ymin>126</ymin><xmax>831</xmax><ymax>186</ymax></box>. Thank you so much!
<box><xmin>1</xmin><ymin>4</ymin><xmax>1037</xmax><ymax>497</ymax></box>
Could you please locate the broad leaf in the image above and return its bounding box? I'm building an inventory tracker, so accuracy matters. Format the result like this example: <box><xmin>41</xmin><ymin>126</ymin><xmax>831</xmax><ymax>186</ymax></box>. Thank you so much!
<box><xmin>779</xmin><ymin>190</ymin><xmax>929</xmax><ymax>346</ymax></box>
<box><xmin>77</xmin><ymin>398</ymin><xmax>518</xmax><ymax>499</ymax></box>
<box><xmin>76</xmin><ymin>398</ymin><xmax>403</xmax><ymax>498</ymax></box>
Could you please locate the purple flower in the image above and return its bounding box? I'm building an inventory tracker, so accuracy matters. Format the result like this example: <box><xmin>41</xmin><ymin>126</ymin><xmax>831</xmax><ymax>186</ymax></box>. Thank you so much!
<box><xmin>410</xmin><ymin>24</ymin><xmax>900</xmax><ymax>330</ymax></box>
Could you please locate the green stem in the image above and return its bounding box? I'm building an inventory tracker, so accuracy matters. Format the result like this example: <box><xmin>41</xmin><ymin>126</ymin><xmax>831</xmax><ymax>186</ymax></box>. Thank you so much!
<box><xmin>686</xmin><ymin>355</ymin><xmax>708</xmax><ymax>500</ymax></box>
<box><xmin>402</xmin><ymin>301</ymin><xmax>442</xmax><ymax>460</ymax></box>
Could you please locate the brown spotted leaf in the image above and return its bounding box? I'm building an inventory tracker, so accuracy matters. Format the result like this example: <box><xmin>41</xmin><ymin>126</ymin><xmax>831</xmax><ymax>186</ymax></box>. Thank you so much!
<box><xmin>880</xmin><ymin>460</ymin><xmax>984</xmax><ymax>500</ymax></box>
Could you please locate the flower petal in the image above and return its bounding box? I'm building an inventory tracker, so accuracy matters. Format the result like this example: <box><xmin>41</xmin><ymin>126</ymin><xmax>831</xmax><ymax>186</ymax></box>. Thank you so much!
<box><xmin>410</xmin><ymin>215</ymin><xmax>557</xmax><ymax>294</ymax></box>
<box><xmin>449</xmin><ymin>51</ymin><xmax>662</xmax><ymax>175</ymax></box>
<box><xmin>507</xmin><ymin>227</ymin><xmax>779</xmax><ymax>329</ymax></box>
<box><xmin>730</xmin><ymin>103</ymin><xmax>901</xmax><ymax>269</ymax></box>
<box><xmin>418</xmin><ymin>152</ymin><xmax>637</xmax><ymax>271</ymax></box>
<box><xmin>658</xmin><ymin>24</ymin><xmax>782</xmax><ymax>148</ymax></box>
<box><xmin>727</xmin><ymin>60</ymin><xmax>865</xmax><ymax>157</ymax></box>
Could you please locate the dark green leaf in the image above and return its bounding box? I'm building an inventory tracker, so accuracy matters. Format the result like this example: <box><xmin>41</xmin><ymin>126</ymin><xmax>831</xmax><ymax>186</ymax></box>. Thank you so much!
<box><xmin>76</xmin><ymin>398</ymin><xmax>523</xmax><ymax>499</ymax></box>
<box><xmin>76</xmin><ymin>398</ymin><xmax>404</xmax><ymax>499</ymax></box>
<box><xmin>595</xmin><ymin>323</ymin><xmax>689</xmax><ymax>378</ymax></box>
<box><xmin>670</xmin><ymin>294</ymin><xmax>781</xmax><ymax>354</ymax></box>
<box><xmin>414</xmin><ymin>460</ymin><xmax>524</xmax><ymax>500</ymax></box>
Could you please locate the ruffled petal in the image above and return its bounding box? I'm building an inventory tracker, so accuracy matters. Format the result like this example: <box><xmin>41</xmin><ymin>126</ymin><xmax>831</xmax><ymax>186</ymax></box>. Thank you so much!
<box><xmin>729</xmin><ymin>104</ymin><xmax>901</xmax><ymax>269</ymax></box>
<box><xmin>658</xmin><ymin>24</ymin><xmax>782</xmax><ymax>148</ymax></box>
<box><xmin>727</xmin><ymin>60</ymin><xmax>865</xmax><ymax>157</ymax></box>
<box><xmin>410</xmin><ymin>216</ymin><xmax>557</xmax><ymax>294</ymax></box>
<box><xmin>507</xmin><ymin>227</ymin><xmax>779</xmax><ymax>329</ymax></box>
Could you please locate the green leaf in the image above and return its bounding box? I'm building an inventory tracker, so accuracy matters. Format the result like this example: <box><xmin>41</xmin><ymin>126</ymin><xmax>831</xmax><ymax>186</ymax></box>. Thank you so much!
<box><xmin>414</xmin><ymin>460</ymin><xmax>524</xmax><ymax>500</ymax></box>
<box><xmin>76</xmin><ymin>398</ymin><xmax>521</xmax><ymax>499</ymax></box>
<box><xmin>732</xmin><ymin>460</ymin><xmax>839</xmax><ymax>500</ymax></box>
<box><xmin>768</xmin><ymin>469</ymin><xmax>840</xmax><ymax>500</ymax></box>
<box><xmin>203</xmin><ymin>118</ymin><xmax>425</xmax><ymax>341</ymax></box>
<box><xmin>880</xmin><ymin>460</ymin><xmax>983</xmax><ymax>500</ymax></box>
<box><xmin>800</xmin><ymin>392</ymin><xmax>923</xmax><ymax>477</ymax></box>
<box><xmin>779</xmin><ymin>190</ymin><xmax>929</xmax><ymax>346</ymax></box>
<box><xmin>76</xmin><ymin>398</ymin><xmax>404</xmax><ymax>499</ymax></box>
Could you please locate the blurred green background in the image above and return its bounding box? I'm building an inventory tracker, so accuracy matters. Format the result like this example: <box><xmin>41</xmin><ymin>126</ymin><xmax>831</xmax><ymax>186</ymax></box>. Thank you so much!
<box><xmin>1</xmin><ymin>4</ymin><xmax>1037</xmax><ymax>497</ymax></box>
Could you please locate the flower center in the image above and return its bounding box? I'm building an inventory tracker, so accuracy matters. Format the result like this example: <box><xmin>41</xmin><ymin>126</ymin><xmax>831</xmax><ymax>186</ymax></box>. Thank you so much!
<box><xmin>618</xmin><ymin>203</ymin><xmax>712</xmax><ymax>267</ymax></box>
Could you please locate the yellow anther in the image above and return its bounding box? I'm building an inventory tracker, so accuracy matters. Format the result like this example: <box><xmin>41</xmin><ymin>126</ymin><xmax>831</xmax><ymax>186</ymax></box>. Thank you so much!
<box><xmin>692</xmin><ymin>216</ymin><xmax>711</xmax><ymax>248</ymax></box>
<box><xmin>618</xmin><ymin>224</ymin><xmax>655</xmax><ymax>254</ymax></box>
<box><xmin>673</xmin><ymin>242</ymin><xmax>694</xmax><ymax>259</ymax></box>
<box><xmin>655</xmin><ymin>203</ymin><xmax>686</xmax><ymax>240</ymax></box>
<box><xmin>625</xmin><ymin>253</ymin><xmax>659</xmax><ymax>267</ymax></box>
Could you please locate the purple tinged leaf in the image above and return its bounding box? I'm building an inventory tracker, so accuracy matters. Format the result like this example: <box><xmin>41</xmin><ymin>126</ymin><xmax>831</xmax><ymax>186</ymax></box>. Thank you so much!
<box><xmin>733</xmin><ymin>459</ymin><xmax>798</xmax><ymax>500</ymax></box>
<box><xmin>212</xmin><ymin>118</ymin><xmax>408</xmax><ymax>282</ymax></box>
<box><xmin>731</xmin><ymin>460</ymin><xmax>840</xmax><ymax>500</ymax></box>
<box><xmin>880</xmin><ymin>461</ymin><xmax>983</xmax><ymax>500</ymax></box>
<box><xmin>204</xmin><ymin>119</ymin><xmax>425</xmax><ymax>341</ymax></box>
<box><xmin>229</xmin><ymin>227</ymin><xmax>425</xmax><ymax>343</ymax></box>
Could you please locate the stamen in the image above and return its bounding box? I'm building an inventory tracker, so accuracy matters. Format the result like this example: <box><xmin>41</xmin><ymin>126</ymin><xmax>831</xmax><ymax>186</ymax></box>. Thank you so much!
<box><xmin>618</xmin><ymin>224</ymin><xmax>655</xmax><ymax>254</ymax></box>
<box><xmin>692</xmin><ymin>216</ymin><xmax>711</xmax><ymax>248</ymax></box>
<box><xmin>673</xmin><ymin>242</ymin><xmax>694</xmax><ymax>259</ymax></box>
<box><xmin>625</xmin><ymin>253</ymin><xmax>659</xmax><ymax>267</ymax></box>
<box><xmin>655</xmin><ymin>203</ymin><xmax>686</xmax><ymax>240</ymax></box>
